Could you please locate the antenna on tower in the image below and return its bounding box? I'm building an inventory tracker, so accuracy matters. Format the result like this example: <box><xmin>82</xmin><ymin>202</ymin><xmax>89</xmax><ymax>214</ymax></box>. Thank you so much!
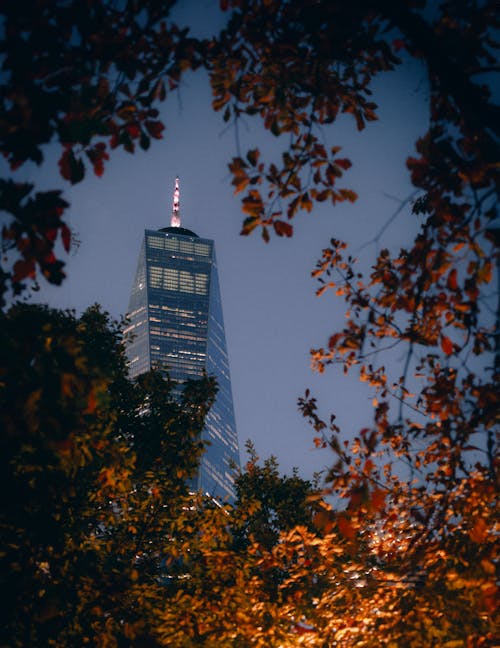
<box><xmin>170</xmin><ymin>176</ymin><xmax>181</xmax><ymax>227</ymax></box>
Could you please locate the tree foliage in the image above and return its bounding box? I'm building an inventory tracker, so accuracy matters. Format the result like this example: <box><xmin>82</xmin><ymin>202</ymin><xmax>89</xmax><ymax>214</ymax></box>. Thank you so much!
<box><xmin>1</xmin><ymin>0</ymin><xmax>499</xmax><ymax>645</ymax></box>
<box><xmin>0</xmin><ymin>0</ymin><xmax>202</xmax><ymax>297</ymax></box>
<box><xmin>209</xmin><ymin>3</ymin><xmax>499</xmax><ymax>642</ymax></box>
<box><xmin>0</xmin><ymin>305</ymin><xmax>324</xmax><ymax>646</ymax></box>
<box><xmin>0</xmin><ymin>304</ymin><xmax>216</xmax><ymax>646</ymax></box>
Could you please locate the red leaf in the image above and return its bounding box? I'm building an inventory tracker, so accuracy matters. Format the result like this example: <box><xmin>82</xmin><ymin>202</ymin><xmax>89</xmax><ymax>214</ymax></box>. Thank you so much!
<box><xmin>447</xmin><ymin>269</ymin><xmax>458</xmax><ymax>290</ymax></box>
<box><xmin>273</xmin><ymin>220</ymin><xmax>293</xmax><ymax>237</ymax></box>
<box><xmin>364</xmin><ymin>459</ymin><xmax>374</xmax><ymax>474</ymax></box>
<box><xmin>45</xmin><ymin>228</ymin><xmax>58</xmax><ymax>242</ymax></box>
<box><xmin>145</xmin><ymin>120</ymin><xmax>165</xmax><ymax>139</ymax></box>
<box><xmin>370</xmin><ymin>488</ymin><xmax>386</xmax><ymax>512</ymax></box>
<box><xmin>246</xmin><ymin>148</ymin><xmax>259</xmax><ymax>166</ymax></box>
<box><xmin>58</xmin><ymin>148</ymin><xmax>84</xmax><ymax>184</ymax></box>
<box><xmin>58</xmin><ymin>148</ymin><xmax>72</xmax><ymax>181</ymax></box>
<box><xmin>335</xmin><ymin>158</ymin><xmax>352</xmax><ymax>170</ymax></box>
<box><xmin>61</xmin><ymin>224</ymin><xmax>71</xmax><ymax>253</ymax></box>
<box><xmin>441</xmin><ymin>335</ymin><xmax>454</xmax><ymax>355</ymax></box>
<box><xmin>86</xmin><ymin>144</ymin><xmax>110</xmax><ymax>177</ymax></box>
<box><xmin>12</xmin><ymin>259</ymin><xmax>36</xmax><ymax>283</ymax></box>
<box><xmin>126</xmin><ymin>123</ymin><xmax>140</xmax><ymax>138</ymax></box>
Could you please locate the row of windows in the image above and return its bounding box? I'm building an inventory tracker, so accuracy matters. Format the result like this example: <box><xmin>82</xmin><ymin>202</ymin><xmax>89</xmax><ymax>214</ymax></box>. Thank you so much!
<box><xmin>149</xmin><ymin>304</ymin><xmax>208</xmax><ymax>326</ymax></box>
<box><xmin>149</xmin><ymin>266</ymin><xmax>209</xmax><ymax>294</ymax></box>
<box><xmin>147</xmin><ymin>235</ymin><xmax>211</xmax><ymax>257</ymax></box>
<box><xmin>149</xmin><ymin>315</ymin><xmax>204</xmax><ymax>329</ymax></box>
<box><xmin>150</xmin><ymin>304</ymin><xmax>206</xmax><ymax>316</ymax></box>
<box><xmin>150</xmin><ymin>328</ymin><xmax>206</xmax><ymax>343</ymax></box>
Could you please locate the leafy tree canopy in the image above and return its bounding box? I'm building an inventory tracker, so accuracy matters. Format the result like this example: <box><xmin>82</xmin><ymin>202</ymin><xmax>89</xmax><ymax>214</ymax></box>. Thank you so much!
<box><xmin>0</xmin><ymin>303</ymin><xmax>216</xmax><ymax>646</ymax></box>
<box><xmin>1</xmin><ymin>1</ymin><xmax>498</xmax><ymax>645</ymax></box>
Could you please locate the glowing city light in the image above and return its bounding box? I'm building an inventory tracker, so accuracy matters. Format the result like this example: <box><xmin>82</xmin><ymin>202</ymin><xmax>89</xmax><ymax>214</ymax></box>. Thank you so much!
<box><xmin>170</xmin><ymin>176</ymin><xmax>181</xmax><ymax>227</ymax></box>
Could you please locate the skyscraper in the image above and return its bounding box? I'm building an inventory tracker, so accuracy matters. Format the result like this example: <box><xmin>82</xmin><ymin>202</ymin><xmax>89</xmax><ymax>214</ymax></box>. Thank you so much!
<box><xmin>124</xmin><ymin>179</ymin><xmax>240</xmax><ymax>500</ymax></box>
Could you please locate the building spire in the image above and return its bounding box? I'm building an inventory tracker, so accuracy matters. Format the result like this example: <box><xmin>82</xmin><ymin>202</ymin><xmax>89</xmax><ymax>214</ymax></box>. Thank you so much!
<box><xmin>170</xmin><ymin>176</ymin><xmax>181</xmax><ymax>227</ymax></box>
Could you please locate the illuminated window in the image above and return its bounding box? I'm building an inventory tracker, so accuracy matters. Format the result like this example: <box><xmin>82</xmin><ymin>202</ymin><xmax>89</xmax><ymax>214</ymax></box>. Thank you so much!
<box><xmin>149</xmin><ymin>266</ymin><xmax>162</xmax><ymax>288</ymax></box>
<box><xmin>148</xmin><ymin>266</ymin><xmax>209</xmax><ymax>295</ymax></box>
<box><xmin>179</xmin><ymin>240</ymin><xmax>194</xmax><ymax>255</ymax></box>
<box><xmin>164</xmin><ymin>238</ymin><xmax>178</xmax><ymax>251</ymax></box>
<box><xmin>179</xmin><ymin>270</ymin><xmax>194</xmax><ymax>293</ymax></box>
<box><xmin>147</xmin><ymin>235</ymin><xmax>164</xmax><ymax>249</ymax></box>
<box><xmin>194</xmin><ymin>243</ymin><xmax>210</xmax><ymax>256</ymax></box>
<box><xmin>195</xmin><ymin>273</ymin><xmax>208</xmax><ymax>294</ymax></box>
<box><xmin>164</xmin><ymin>268</ymin><xmax>179</xmax><ymax>290</ymax></box>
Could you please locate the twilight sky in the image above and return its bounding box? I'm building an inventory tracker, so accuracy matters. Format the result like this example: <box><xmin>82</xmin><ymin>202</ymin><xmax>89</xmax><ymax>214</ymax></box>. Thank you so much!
<box><xmin>5</xmin><ymin>3</ymin><xmax>430</xmax><ymax>480</ymax></box>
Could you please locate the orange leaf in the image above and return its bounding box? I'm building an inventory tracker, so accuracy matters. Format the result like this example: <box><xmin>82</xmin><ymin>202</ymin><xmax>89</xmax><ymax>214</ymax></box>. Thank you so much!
<box><xmin>61</xmin><ymin>373</ymin><xmax>75</xmax><ymax>398</ymax></box>
<box><xmin>337</xmin><ymin>514</ymin><xmax>356</xmax><ymax>540</ymax></box>
<box><xmin>313</xmin><ymin>510</ymin><xmax>334</xmax><ymax>534</ymax></box>
<box><xmin>84</xmin><ymin>388</ymin><xmax>97</xmax><ymax>414</ymax></box>
<box><xmin>469</xmin><ymin>517</ymin><xmax>488</xmax><ymax>543</ymax></box>
<box><xmin>480</xmin><ymin>583</ymin><xmax>498</xmax><ymax>613</ymax></box>
<box><xmin>481</xmin><ymin>559</ymin><xmax>495</xmax><ymax>575</ymax></box>
<box><xmin>241</xmin><ymin>195</ymin><xmax>263</xmax><ymax>216</ymax></box>
<box><xmin>240</xmin><ymin>216</ymin><xmax>260</xmax><ymax>236</ymax></box>
<box><xmin>370</xmin><ymin>488</ymin><xmax>386</xmax><ymax>512</ymax></box>
<box><xmin>99</xmin><ymin>467</ymin><xmax>117</xmax><ymax>488</ymax></box>
<box><xmin>339</xmin><ymin>188</ymin><xmax>358</xmax><ymax>202</ymax></box>
<box><xmin>364</xmin><ymin>459</ymin><xmax>374</xmax><ymax>474</ymax></box>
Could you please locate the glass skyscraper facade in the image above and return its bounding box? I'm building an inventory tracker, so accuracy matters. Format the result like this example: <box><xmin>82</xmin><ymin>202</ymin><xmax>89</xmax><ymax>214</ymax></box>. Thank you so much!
<box><xmin>124</xmin><ymin>221</ymin><xmax>240</xmax><ymax>501</ymax></box>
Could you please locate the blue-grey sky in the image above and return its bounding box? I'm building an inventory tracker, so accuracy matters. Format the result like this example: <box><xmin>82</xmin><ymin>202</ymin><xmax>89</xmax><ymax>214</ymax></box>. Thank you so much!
<box><xmin>5</xmin><ymin>4</ymin><xmax>429</xmax><ymax>480</ymax></box>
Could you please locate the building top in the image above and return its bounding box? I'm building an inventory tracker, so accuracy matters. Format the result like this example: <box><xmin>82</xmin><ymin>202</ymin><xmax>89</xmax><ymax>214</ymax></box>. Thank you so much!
<box><xmin>158</xmin><ymin>226</ymin><xmax>199</xmax><ymax>238</ymax></box>
<box><xmin>159</xmin><ymin>176</ymin><xmax>199</xmax><ymax>237</ymax></box>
